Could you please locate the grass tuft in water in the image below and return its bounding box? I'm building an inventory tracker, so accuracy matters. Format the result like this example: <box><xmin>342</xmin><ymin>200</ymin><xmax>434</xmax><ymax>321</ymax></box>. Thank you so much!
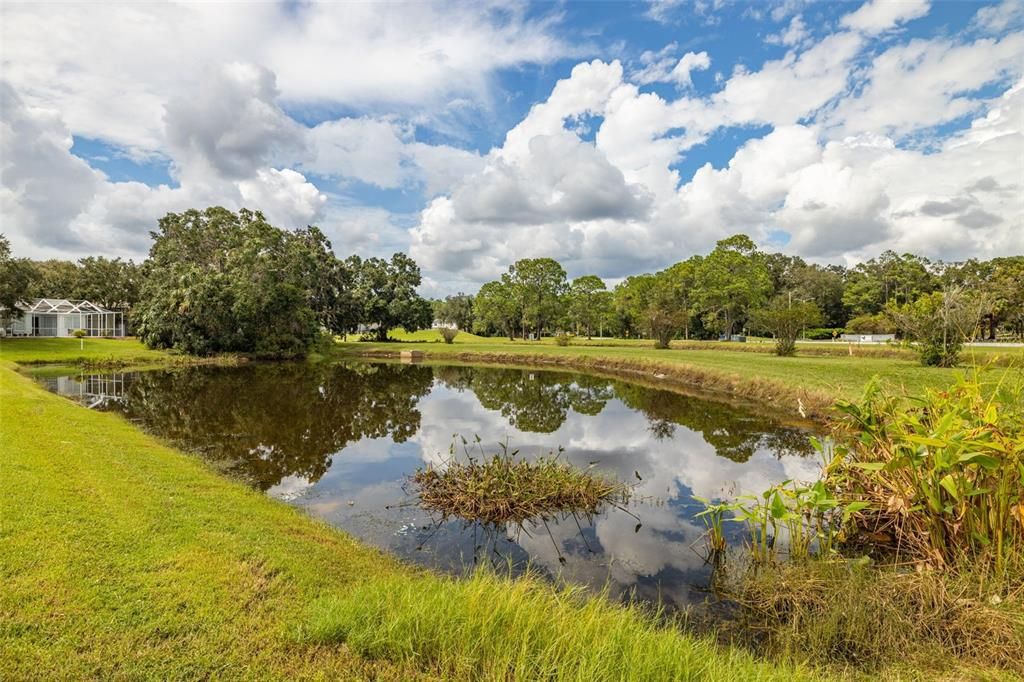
<box><xmin>410</xmin><ymin>443</ymin><xmax>631</xmax><ymax>526</ymax></box>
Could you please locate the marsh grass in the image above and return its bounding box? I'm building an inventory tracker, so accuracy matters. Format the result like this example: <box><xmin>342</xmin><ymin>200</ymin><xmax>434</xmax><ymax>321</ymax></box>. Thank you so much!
<box><xmin>699</xmin><ymin>368</ymin><xmax>1024</xmax><ymax>675</ymax></box>
<box><xmin>303</xmin><ymin>569</ymin><xmax>815</xmax><ymax>682</ymax></box>
<box><xmin>717</xmin><ymin>558</ymin><xmax>1024</xmax><ymax>675</ymax></box>
<box><xmin>410</xmin><ymin>442</ymin><xmax>631</xmax><ymax>526</ymax></box>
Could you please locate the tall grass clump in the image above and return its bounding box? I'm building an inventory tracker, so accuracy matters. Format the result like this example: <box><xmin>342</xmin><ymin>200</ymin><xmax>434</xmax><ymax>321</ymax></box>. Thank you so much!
<box><xmin>411</xmin><ymin>445</ymin><xmax>631</xmax><ymax>526</ymax></box>
<box><xmin>700</xmin><ymin>369</ymin><xmax>1024</xmax><ymax>674</ymax></box>
<box><xmin>720</xmin><ymin>558</ymin><xmax>1024</xmax><ymax>674</ymax></box>
<box><xmin>827</xmin><ymin>371</ymin><xmax>1023</xmax><ymax>571</ymax></box>
<box><xmin>304</xmin><ymin>569</ymin><xmax>813</xmax><ymax>682</ymax></box>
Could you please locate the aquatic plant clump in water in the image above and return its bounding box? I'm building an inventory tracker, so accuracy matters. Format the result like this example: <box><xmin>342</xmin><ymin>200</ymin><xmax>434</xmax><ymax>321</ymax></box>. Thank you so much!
<box><xmin>410</xmin><ymin>447</ymin><xmax>632</xmax><ymax>526</ymax></box>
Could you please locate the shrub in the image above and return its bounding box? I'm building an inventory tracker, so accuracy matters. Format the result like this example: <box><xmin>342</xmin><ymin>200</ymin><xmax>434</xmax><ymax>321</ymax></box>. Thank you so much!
<box><xmin>719</xmin><ymin>559</ymin><xmax>1024</xmax><ymax>673</ymax></box>
<box><xmin>554</xmin><ymin>332</ymin><xmax>571</xmax><ymax>346</ymax></box>
<box><xmin>889</xmin><ymin>289</ymin><xmax>986</xmax><ymax>367</ymax></box>
<box><xmin>827</xmin><ymin>372</ymin><xmax>1023</xmax><ymax>571</ymax></box>
<box><xmin>700</xmin><ymin>373</ymin><xmax>1024</xmax><ymax>674</ymax></box>
<box><xmin>844</xmin><ymin>313</ymin><xmax>892</xmax><ymax>334</ymax></box>
<box><xmin>750</xmin><ymin>297</ymin><xmax>823</xmax><ymax>356</ymax></box>
<box><xmin>439</xmin><ymin>327</ymin><xmax>459</xmax><ymax>344</ymax></box>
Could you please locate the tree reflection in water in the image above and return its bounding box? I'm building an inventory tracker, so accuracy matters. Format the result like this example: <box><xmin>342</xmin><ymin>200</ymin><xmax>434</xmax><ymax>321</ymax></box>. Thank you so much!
<box><xmin>105</xmin><ymin>362</ymin><xmax>433</xmax><ymax>490</ymax></box>
<box><xmin>50</xmin><ymin>361</ymin><xmax>812</xmax><ymax>492</ymax></box>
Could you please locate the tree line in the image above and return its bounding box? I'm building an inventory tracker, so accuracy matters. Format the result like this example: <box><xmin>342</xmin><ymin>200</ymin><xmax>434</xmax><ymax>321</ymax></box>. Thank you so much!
<box><xmin>435</xmin><ymin>234</ymin><xmax>1022</xmax><ymax>365</ymax></box>
<box><xmin>3</xmin><ymin>209</ymin><xmax>1022</xmax><ymax>363</ymax></box>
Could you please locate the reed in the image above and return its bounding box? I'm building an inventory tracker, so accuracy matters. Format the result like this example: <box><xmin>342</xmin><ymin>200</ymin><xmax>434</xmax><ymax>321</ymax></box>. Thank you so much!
<box><xmin>410</xmin><ymin>443</ymin><xmax>631</xmax><ymax>526</ymax></box>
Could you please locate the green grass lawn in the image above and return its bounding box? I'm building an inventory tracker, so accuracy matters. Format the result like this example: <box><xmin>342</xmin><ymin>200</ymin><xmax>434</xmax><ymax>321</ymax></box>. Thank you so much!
<box><xmin>335</xmin><ymin>336</ymin><xmax>1017</xmax><ymax>417</ymax></box>
<box><xmin>0</xmin><ymin>361</ymin><xmax>821</xmax><ymax>680</ymax></box>
<box><xmin>385</xmin><ymin>327</ymin><xmax>492</xmax><ymax>343</ymax></box>
<box><xmin>0</xmin><ymin>337</ymin><xmax>172</xmax><ymax>365</ymax></box>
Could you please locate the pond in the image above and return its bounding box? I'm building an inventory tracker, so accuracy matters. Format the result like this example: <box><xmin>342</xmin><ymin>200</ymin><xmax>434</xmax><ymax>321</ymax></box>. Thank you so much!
<box><xmin>35</xmin><ymin>361</ymin><xmax>822</xmax><ymax>610</ymax></box>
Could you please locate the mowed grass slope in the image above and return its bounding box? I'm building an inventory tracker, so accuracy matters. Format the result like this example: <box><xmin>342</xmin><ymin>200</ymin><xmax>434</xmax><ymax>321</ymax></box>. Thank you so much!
<box><xmin>0</xmin><ymin>336</ymin><xmax>171</xmax><ymax>365</ymax></box>
<box><xmin>0</xmin><ymin>361</ymin><xmax>417</xmax><ymax>680</ymax></box>
<box><xmin>0</xmin><ymin>363</ymin><xmax>820</xmax><ymax>680</ymax></box>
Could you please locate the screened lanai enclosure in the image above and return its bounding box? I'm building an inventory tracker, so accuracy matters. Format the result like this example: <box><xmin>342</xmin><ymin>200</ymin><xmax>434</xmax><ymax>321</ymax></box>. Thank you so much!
<box><xmin>3</xmin><ymin>299</ymin><xmax>125</xmax><ymax>337</ymax></box>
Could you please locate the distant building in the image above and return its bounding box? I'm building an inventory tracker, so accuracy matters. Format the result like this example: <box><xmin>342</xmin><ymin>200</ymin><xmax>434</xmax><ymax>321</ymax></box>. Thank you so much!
<box><xmin>840</xmin><ymin>333</ymin><xmax>896</xmax><ymax>343</ymax></box>
<box><xmin>2</xmin><ymin>299</ymin><xmax>125</xmax><ymax>337</ymax></box>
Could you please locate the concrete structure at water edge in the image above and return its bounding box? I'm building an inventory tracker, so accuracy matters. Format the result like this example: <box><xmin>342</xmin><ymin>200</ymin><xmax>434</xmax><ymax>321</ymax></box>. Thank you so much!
<box><xmin>1</xmin><ymin>299</ymin><xmax>126</xmax><ymax>337</ymax></box>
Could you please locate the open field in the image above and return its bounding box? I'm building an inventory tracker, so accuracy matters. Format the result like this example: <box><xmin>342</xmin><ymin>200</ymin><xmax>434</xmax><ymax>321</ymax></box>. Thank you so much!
<box><xmin>0</xmin><ymin>337</ymin><xmax>172</xmax><ymax>365</ymax></box>
<box><xmin>336</xmin><ymin>334</ymin><xmax>1021</xmax><ymax>419</ymax></box>
<box><xmin>0</xmin><ymin>361</ymin><xmax>819</xmax><ymax>680</ymax></box>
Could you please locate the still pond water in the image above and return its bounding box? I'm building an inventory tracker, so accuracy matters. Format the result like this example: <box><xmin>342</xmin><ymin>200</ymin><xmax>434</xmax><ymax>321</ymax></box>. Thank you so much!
<box><xmin>37</xmin><ymin>361</ymin><xmax>821</xmax><ymax>609</ymax></box>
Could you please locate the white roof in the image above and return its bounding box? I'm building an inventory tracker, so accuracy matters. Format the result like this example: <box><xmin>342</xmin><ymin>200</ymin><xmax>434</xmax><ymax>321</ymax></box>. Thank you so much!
<box><xmin>17</xmin><ymin>299</ymin><xmax>113</xmax><ymax>314</ymax></box>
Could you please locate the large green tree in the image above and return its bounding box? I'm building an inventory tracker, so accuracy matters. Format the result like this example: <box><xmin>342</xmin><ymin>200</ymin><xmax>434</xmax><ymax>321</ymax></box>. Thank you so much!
<box><xmin>473</xmin><ymin>280</ymin><xmax>518</xmax><ymax>339</ymax></box>
<box><xmin>135</xmin><ymin>207</ymin><xmax>332</xmax><ymax>356</ymax></box>
<box><xmin>288</xmin><ymin>228</ymin><xmax>360</xmax><ymax>337</ymax></box>
<box><xmin>435</xmin><ymin>293</ymin><xmax>475</xmax><ymax>331</ymax></box>
<box><xmin>502</xmin><ymin>258</ymin><xmax>568</xmax><ymax>339</ymax></box>
<box><xmin>353</xmin><ymin>253</ymin><xmax>432</xmax><ymax>341</ymax></box>
<box><xmin>695</xmin><ymin>235</ymin><xmax>771</xmax><ymax>338</ymax></box>
<box><xmin>74</xmin><ymin>257</ymin><xmax>140</xmax><ymax>310</ymax></box>
<box><xmin>614</xmin><ymin>265</ymin><xmax>694</xmax><ymax>349</ymax></box>
<box><xmin>27</xmin><ymin>259</ymin><xmax>80</xmax><ymax>299</ymax></box>
<box><xmin>889</xmin><ymin>288</ymin><xmax>986</xmax><ymax>367</ymax></box>
<box><xmin>567</xmin><ymin>275</ymin><xmax>608</xmax><ymax>338</ymax></box>
<box><xmin>750</xmin><ymin>296</ymin><xmax>824</xmax><ymax>356</ymax></box>
<box><xmin>986</xmin><ymin>257</ymin><xmax>1024</xmax><ymax>340</ymax></box>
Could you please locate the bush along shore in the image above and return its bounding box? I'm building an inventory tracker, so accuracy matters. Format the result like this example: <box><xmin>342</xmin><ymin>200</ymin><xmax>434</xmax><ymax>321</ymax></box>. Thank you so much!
<box><xmin>698</xmin><ymin>370</ymin><xmax>1024</xmax><ymax>677</ymax></box>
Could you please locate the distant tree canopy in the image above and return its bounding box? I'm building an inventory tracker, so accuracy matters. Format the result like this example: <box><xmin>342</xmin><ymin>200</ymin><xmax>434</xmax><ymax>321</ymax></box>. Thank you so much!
<box><xmin>462</xmin><ymin>236</ymin><xmax>1023</xmax><ymax>345</ymax></box>
<box><xmin>568</xmin><ymin>275</ymin><xmax>608</xmax><ymax>338</ymax></box>
<box><xmin>433</xmin><ymin>293</ymin><xmax>475</xmax><ymax>331</ymax></box>
<box><xmin>473</xmin><ymin>280</ymin><xmax>519</xmax><ymax>339</ymax></box>
<box><xmin>0</xmin><ymin>234</ymin><xmax>34</xmax><ymax>323</ymax></box>
<box><xmin>18</xmin><ymin>254</ymin><xmax>143</xmax><ymax>327</ymax></box>
<box><xmin>352</xmin><ymin>253</ymin><xmax>432</xmax><ymax>342</ymax></box>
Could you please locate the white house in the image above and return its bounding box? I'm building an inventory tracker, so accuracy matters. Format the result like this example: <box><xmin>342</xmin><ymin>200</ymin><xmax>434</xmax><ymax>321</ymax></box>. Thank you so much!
<box><xmin>2</xmin><ymin>299</ymin><xmax>125</xmax><ymax>337</ymax></box>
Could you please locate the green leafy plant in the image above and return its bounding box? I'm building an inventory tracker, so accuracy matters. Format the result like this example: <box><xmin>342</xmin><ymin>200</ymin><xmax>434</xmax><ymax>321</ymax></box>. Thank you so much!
<box><xmin>827</xmin><ymin>370</ymin><xmax>1023</xmax><ymax>571</ymax></box>
<box><xmin>439</xmin><ymin>327</ymin><xmax>459</xmax><ymax>344</ymax></box>
<box><xmin>693</xmin><ymin>497</ymin><xmax>731</xmax><ymax>554</ymax></box>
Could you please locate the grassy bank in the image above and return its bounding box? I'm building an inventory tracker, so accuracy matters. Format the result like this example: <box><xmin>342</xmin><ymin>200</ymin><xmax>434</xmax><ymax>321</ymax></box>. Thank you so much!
<box><xmin>335</xmin><ymin>336</ymin><xmax>1013</xmax><ymax>420</ymax></box>
<box><xmin>0</xmin><ymin>362</ymin><xmax>817</xmax><ymax>680</ymax></box>
<box><xmin>0</xmin><ymin>337</ymin><xmax>173</xmax><ymax>365</ymax></box>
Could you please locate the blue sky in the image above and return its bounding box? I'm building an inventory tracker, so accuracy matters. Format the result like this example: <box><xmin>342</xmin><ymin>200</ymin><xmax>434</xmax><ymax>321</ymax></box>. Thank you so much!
<box><xmin>2</xmin><ymin>0</ymin><xmax>1022</xmax><ymax>293</ymax></box>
